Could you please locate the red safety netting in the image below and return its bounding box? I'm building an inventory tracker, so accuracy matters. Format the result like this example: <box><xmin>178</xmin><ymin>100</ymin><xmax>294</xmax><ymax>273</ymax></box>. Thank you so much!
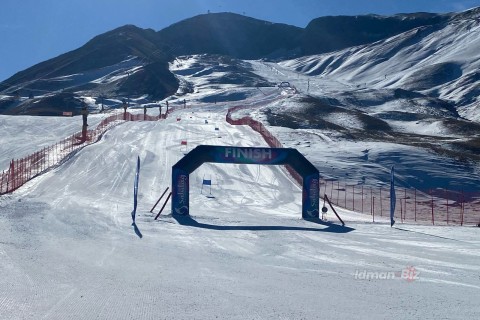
<box><xmin>0</xmin><ymin>108</ymin><xmax>175</xmax><ymax>195</ymax></box>
<box><xmin>226</xmin><ymin>106</ymin><xmax>480</xmax><ymax>226</ymax></box>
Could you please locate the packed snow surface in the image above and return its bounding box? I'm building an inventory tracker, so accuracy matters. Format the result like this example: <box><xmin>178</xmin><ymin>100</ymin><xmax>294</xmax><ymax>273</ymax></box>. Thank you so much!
<box><xmin>3</xmin><ymin>13</ymin><xmax>480</xmax><ymax>316</ymax></box>
<box><xmin>1</xmin><ymin>100</ymin><xmax>479</xmax><ymax>319</ymax></box>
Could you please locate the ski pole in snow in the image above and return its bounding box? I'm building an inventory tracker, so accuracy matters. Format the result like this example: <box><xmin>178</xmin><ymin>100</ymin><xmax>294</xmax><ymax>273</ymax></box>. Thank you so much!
<box><xmin>150</xmin><ymin>187</ymin><xmax>169</xmax><ymax>213</ymax></box>
<box><xmin>155</xmin><ymin>192</ymin><xmax>172</xmax><ymax>220</ymax></box>
<box><xmin>324</xmin><ymin>194</ymin><xmax>345</xmax><ymax>226</ymax></box>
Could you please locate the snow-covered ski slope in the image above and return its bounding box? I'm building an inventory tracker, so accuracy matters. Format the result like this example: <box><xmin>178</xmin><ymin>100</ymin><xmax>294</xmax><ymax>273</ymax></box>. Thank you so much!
<box><xmin>3</xmin><ymin>12</ymin><xmax>480</xmax><ymax>315</ymax></box>
<box><xmin>278</xmin><ymin>8</ymin><xmax>480</xmax><ymax>121</ymax></box>
<box><xmin>1</xmin><ymin>97</ymin><xmax>479</xmax><ymax>319</ymax></box>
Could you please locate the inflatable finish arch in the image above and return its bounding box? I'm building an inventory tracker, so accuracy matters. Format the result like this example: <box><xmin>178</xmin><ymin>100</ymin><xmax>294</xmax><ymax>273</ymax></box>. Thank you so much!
<box><xmin>172</xmin><ymin>145</ymin><xmax>320</xmax><ymax>219</ymax></box>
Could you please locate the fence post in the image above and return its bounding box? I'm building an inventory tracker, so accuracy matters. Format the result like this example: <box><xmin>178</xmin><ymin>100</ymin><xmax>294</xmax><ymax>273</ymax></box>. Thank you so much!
<box><xmin>404</xmin><ymin>188</ymin><xmax>407</xmax><ymax>220</ymax></box>
<box><xmin>20</xmin><ymin>158</ymin><xmax>23</xmax><ymax>186</ymax></box>
<box><xmin>0</xmin><ymin>170</ymin><xmax>4</xmax><ymax>194</ymax></box>
<box><xmin>457</xmin><ymin>194</ymin><xmax>461</xmax><ymax>226</ymax></box>
<box><xmin>24</xmin><ymin>156</ymin><xmax>30</xmax><ymax>182</ymax></box>
<box><xmin>380</xmin><ymin>187</ymin><xmax>383</xmax><ymax>216</ymax></box>
<box><xmin>323</xmin><ymin>181</ymin><xmax>327</xmax><ymax>200</ymax></box>
<box><xmin>430</xmin><ymin>189</ymin><xmax>435</xmax><ymax>225</ymax></box>
<box><xmin>12</xmin><ymin>159</ymin><xmax>15</xmax><ymax>191</ymax></box>
<box><xmin>7</xmin><ymin>166</ymin><xmax>10</xmax><ymax>192</ymax></box>
<box><xmin>445</xmin><ymin>188</ymin><xmax>449</xmax><ymax>225</ymax></box>
<box><xmin>400</xmin><ymin>197</ymin><xmax>403</xmax><ymax>223</ymax></box>
<box><xmin>361</xmin><ymin>185</ymin><xmax>364</xmax><ymax>213</ymax></box>
<box><xmin>23</xmin><ymin>157</ymin><xmax>26</xmax><ymax>185</ymax></box>
<box><xmin>330</xmin><ymin>180</ymin><xmax>333</xmax><ymax>203</ymax></box>
<box><xmin>18</xmin><ymin>158</ymin><xmax>22</xmax><ymax>188</ymax></box>
<box><xmin>414</xmin><ymin>189</ymin><xmax>417</xmax><ymax>222</ymax></box>
<box><xmin>353</xmin><ymin>185</ymin><xmax>355</xmax><ymax>211</ymax></box>
<box><xmin>25</xmin><ymin>157</ymin><xmax>28</xmax><ymax>184</ymax></box>
<box><xmin>370</xmin><ymin>192</ymin><xmax>373</xmax><ymax>215</ymax></box>
<box><xmin>461</xmin><ymin>190</ymin><xmax>464</xmax><ymax>226</ymax></box>
<box><xmin>24</xmin><ymin>157</ymin><xmax>27</xmax><ymax>184</ymax></box>
<box><xmin>372</xmin><ymin>196</ymin><xmax>375</xmax><ymax>222</ymax></box>
<box><xmin>337</xmin><ymin>181</ymin><xmax>340</xmax><ymax>206</ymax></box>
<box><xmin>16</xmin><ymin>159</ymin><xmax>19</xmax><ymax>190</ymax></box>
<box><xmin>11</xmin><ymin>160</ymin><xmax>18</xmax><ymax>191</ymax></box>
<box><xmin>29</xmin><ymin>154</ymin><xmax>32</xmax><ymax>180</ymax></box>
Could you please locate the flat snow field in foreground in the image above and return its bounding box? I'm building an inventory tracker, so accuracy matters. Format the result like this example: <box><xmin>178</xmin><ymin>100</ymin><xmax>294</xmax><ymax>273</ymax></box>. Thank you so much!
<box><xmin>0</xmin><ymin>106</ymin><xmax>479</xmax><ymax>320</ymax></box>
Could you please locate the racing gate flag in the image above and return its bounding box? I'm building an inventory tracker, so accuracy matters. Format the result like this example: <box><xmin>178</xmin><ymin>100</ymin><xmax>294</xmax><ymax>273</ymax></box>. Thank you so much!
<box><xmin>131</xmin><ymin>156</ymin><xmax>140</xmax><ymax>224</ymax></box>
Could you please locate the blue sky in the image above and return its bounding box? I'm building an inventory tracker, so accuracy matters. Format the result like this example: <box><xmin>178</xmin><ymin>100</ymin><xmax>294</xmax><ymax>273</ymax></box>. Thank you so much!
<box><xmin>1</xmin><ymin>0</ymin><xmax>479</xmax><ymax>81</ymax></box>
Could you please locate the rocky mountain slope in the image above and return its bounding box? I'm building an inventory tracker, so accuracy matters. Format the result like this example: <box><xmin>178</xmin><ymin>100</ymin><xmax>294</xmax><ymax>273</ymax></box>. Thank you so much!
<box><xmin>0</xmin><ymin>11</ymin><xmax>457</xmax><ymax>115</ymax></box>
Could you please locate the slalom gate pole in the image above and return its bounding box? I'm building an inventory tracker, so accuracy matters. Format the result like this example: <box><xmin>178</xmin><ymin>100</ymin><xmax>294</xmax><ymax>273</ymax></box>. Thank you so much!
<box><xmin>150</xmin><ymin>187</ymin><xmax>169</xmax><ymax>213</ymax></box>
<box><xmin>155</xmin><ymin>192</ymin><xmax>172</xmax><ymax>220</ymax></box>
<box><xmin>324</xmin><ymin>194</ymin><xmax>345</xmax><ymax>226</ymax></box>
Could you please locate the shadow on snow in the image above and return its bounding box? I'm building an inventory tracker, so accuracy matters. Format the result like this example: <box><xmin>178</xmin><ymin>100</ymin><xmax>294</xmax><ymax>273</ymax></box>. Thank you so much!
<box><xmin>172</xmin><ymin>215</ymin><xmax>354</xmax><ymax>233</ymax></box>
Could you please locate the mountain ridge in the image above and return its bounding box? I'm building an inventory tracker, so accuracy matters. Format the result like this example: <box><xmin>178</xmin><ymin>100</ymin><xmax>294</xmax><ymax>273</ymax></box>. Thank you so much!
<box><xmin>0</xmin><ymin>9</ymin><xmax>475</xmax><ymax>116</ymax></box>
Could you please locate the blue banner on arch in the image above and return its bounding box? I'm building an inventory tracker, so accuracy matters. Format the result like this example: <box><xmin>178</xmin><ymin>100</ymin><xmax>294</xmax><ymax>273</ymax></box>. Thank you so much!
<box><xmin>171</xmin><ymin>145</ymin><xmax>320</xmax><ymax>219</ymax></box>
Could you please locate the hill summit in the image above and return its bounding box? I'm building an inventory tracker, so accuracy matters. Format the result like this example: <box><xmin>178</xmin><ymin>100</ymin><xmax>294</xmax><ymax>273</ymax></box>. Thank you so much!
<box><xmin>0</xmin><ymin>11</ymin><xmax>456</xmax><ymax>115</ymax></box>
